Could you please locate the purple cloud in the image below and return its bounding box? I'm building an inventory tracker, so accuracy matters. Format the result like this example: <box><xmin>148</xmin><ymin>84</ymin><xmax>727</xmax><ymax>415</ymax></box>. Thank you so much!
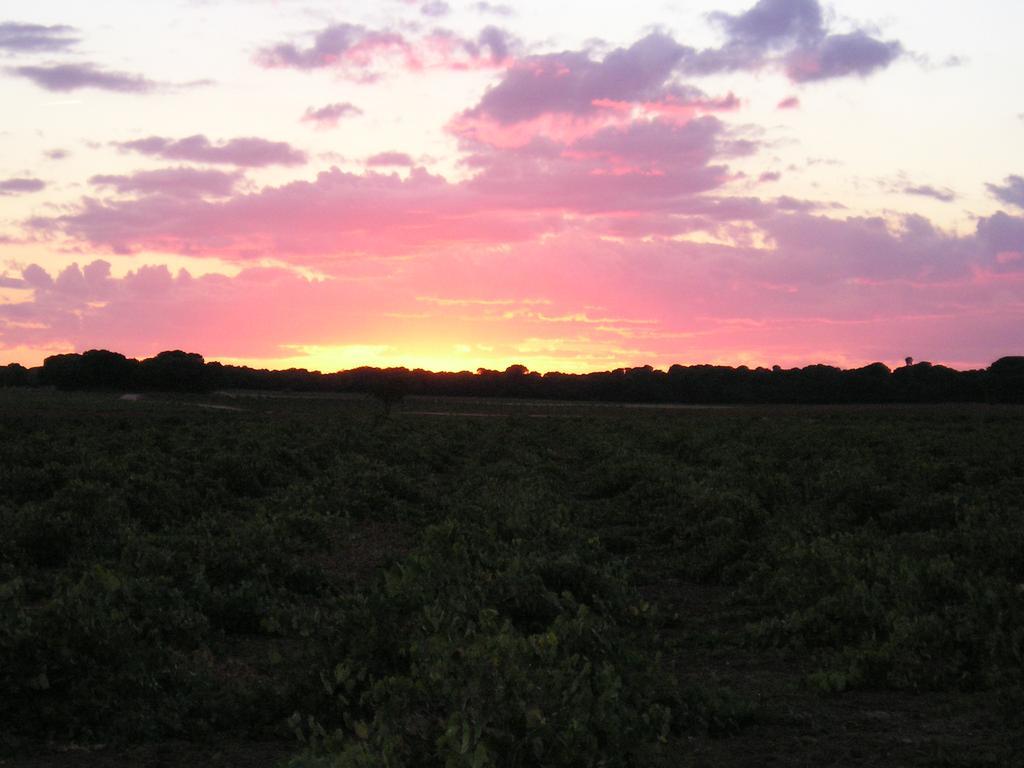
<box><xmin>904</xmin><ymin>184</ymin><xmax>956</xmax><ymax>203</ymax></box>
<box><xmin>695</xmin><ymin>0</ymin><xmax>902</xmax><ymax>83</ymax></box>
<box><xmin>571</xmin><ymin>115</ymin><xmax>752</xmax><ymax>166</ymax></box>
<box><xmin>9</xmin><ymin>62</ymin><xmax>156</xmax><ymax>92</ymax></box>
<box><xmin>421</xmin><ymin>1</ymin><xmax>451</xmax><ymax>17</ymax></box>
<box><xmin>987</xmin><ymin>175</ymin><xmax>1024</xmax><ymax>209</ymax></box>
<box><xmin>256</xmin><ymin>23</ymin><xmax>405</xmax><ymax>70</ymax></box>
<box><xmin>89</xmin><ymin>167</ymin><xmax>241</xmax><ymax>198</ymax></box>
<box><xmin>0</xmin><ymin>177</ymin><xmax>45</xmax><ymax>195</ymax></box>
<box><xmin>713</xmin><ymin>0</ymin><xmax>824</xmax><ymax>47</ymax></box>
<box><xmin>366</xmin><ymin>152</ymin><xmax>415</xmax><ymax>167</ymax></box>
<box><xmin>464</xmin><ymin>33</ymin><xmax>693</xmax><ymax>124</ymax></box>
<box><xmin>114</xmin><ymin>135</ymin><xmax>306</xmax><ymax>167</ymax></box>
<box><xmin>302</xmin><ymin>102</ymin><xmax>363</xmax><ymax>127</ymax></box>
<box><xmin>44</xmin><ymin>148</ymin><xmax>69</xmax><ymax>160</ymax></box>
<box><xmin>787</xmin><ymin>31</ymin><xmax>903</xmax><ymax>82</ymax></box>
<box><xmin>761</xmin><ymin>212</ymin><xmax>978</xmax><ymax>284</ymax></box>
<box><xmin>0</xmin><ymin>21</ymin><xmax>78</xmax><ymax>52</ymax></box>
<box><xmin>474</xmin><ymin>2</ymin><xmax>514</xmax><ymax>15</ymax></box>
<box><xmin>257</xmin><ymin>22</ymin><xmax>514</xmax><ymax>78</ymax></box>
<box><xmin>465</xmin><ymin>25</ymin><xmax>515</xmax><ymax>64</ymax></box>
<box><xmin>976</xmin><ymin>211</ymin><xmax>1024</xmax><ymax>257</ymax></box>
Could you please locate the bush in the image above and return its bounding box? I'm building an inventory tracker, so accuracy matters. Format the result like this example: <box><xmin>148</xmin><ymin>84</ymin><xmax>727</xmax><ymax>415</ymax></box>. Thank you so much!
<box><xmin>290</xmin><ymin>514</ymin><xmax>672</xmax><ymax>768</ymax></box>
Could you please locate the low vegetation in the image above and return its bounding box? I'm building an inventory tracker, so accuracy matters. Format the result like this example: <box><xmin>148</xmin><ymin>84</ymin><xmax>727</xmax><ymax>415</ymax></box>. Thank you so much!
<box><xmin>1</xmin><ymin>390</ymin><xmax>1021</xmax><ymax>765</ymax></box>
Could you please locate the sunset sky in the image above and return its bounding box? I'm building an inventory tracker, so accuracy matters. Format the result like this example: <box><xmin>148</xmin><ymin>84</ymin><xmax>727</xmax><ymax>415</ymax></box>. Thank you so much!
<box><xmin>1</xmin><ymin>0</ymin><xmax>1022</xmax><ymax>373</ymax></box>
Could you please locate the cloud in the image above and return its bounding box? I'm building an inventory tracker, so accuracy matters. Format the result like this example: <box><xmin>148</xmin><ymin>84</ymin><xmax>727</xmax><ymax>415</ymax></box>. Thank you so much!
<box><xmin>693</xmin><ymin>0</ymin><xmax>903</xmax><ymax>83</ymax></box>
<box><xmin>976</xmin><ymin>211</ymin><xmax>1024</xmax><ymax>261</ymax></box>
<box><xmin>31</xmin><ymin>110</ymin><xmax>758</xmax><ymax>260</ymax></box>
<box><xmin>462</xmin><ymin>33</ymin><xmax>692</xmax><ymax>125</ymax></box>
<box><xmin>475</xmin><ymin>1</ymin><xmax>513</xmax><ymax>14</ymax></box>
<box><xmin>0</xmin><ymin>259</ymin><xmax>442</xmax><ymax>364</ymax></box>
<box><xmin>44</xmin><ymin>148</ymin><xmax>69</xmax><ymax>160</ymax></box>
<box><xmin>301</xmin><ymin>102</ymin><xmax>362</xmax><ymax>127</ymax></box>
<box><xmin>786</xmin><ymin>31</ymin><xmax>902</xmax><ymax>82</ymax></box>
<box><xmin>903</xmin><ymin>184</ymin><xmax>956</xmax><ymax>203</ymax></box>
<box><xmin>8</xmin><ymin>62</ymin><xmax>156</xmax><ymax>92</ymax></box>
<box><xmin>5</xmin><ymin>219</ymin><xmax>1023</xmax><ymax>371</ymax></box>
<box><xmin>30</xmin><ymin>166</ymin><xmax>558</xmax><ymax>258</ymax></box>
<box><xmin>760</xmin><ymin>212</ymin><xmax>980</xmax><ymax>285</ymax></box>
<box><xmin>712</xmin><ymin>0</ymin><xmax>825</xmax><ymax>47</ymax></box>
<box><xmin>256</xmin><ymin>23</ymin><xmax>405</xmax><ymax>72</ymax></box>
<box><xmin>256</xmin><ymin>22</ymin><xmax>515</xmax><ymax>79</ymax></box>
<box><xmin>460</xmin><ymin>119</ymin><xmax>740</xmax><ymax>217</ymax></box>
<box><xmin>366</xmin><ymin>152</ymin><xmax>416</xmax><ymax>167</ymax></box>
<box><xmin>460</xmin><ymin>25</ymin><xmax>515</xmax><ymax>65</ymax></box>
<box><xmin>114</xmin><ymin>135</ymin><xmax>307</xmax><ymax>167</ymax></box>
<box><xmin>450</xmin><ymin>33</ymin><xmax>741</xmax><ymax>150</ymax></box>
<box><xmin>0</xmin><ymin>177</ymin><xmax>45</xmax><ymax>195</ymax></box>
<box><xmin>89</xmin><ymin>167</ymin><xmax>241</xmax><ymax>197</ymax></box>
<box><xmin>987</xmin><ymin>175</ymin><xmax>1024</xmax><ymax>209</ymax></box>
<box><xmin>0</xmin><ymin>21</ymin><xmax>78</xmax><ymax>52</ymax></box>
<box><xmin>421</xmin><ymin>1</ymin><xmax>450</xmax><ymax>17</ymax></box>
<box><xmin>777</xmin><ymin>95</ymin><xmax>800</xmax><ymax>109</ymax></box>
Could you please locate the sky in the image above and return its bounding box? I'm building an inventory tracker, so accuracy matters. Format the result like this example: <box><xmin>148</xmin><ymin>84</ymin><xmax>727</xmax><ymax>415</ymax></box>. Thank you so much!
<box><xmin>1</xmin><ymin>0</ymin><xmax>1022</xmax><ymax>373</ymax></box>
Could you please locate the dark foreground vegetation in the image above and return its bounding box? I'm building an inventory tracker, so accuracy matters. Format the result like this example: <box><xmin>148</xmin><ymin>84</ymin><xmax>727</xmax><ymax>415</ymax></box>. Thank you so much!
<box><xmin>1</xmin><ymin>390</ymin><xmax>1022</xmax><ymax>766</ymax></box>
<box><xmin>3</xmin><ymin>348</ymin><xmax>1024</xmax><ymax>403</ymax></box>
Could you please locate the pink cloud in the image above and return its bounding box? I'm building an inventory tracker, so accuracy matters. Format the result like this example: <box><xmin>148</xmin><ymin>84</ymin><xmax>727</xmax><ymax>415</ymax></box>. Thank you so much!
<box><xmin>31</xmin><ymin>167</ymin><xmax>561</xmax><ymax>259</ymax></box>
<box><xmin>301</xmin><ymin>102</ymin><xmax>363</xmax><ymax>128</ymax></box>
<box><xmin>4</xmin><ymin>228</ymin><xmax>1022</xmax><ymax>370</ymax></box>
<box><xmin>33</xmin><ymin>113</ymin><xmax>754</xmax><ymax>258</ymax></box>
<box><xmin>256</xmin><ymin>23</ymin><xmax>515</xmax><ymax>80</ymax></box>
<box><xmin>114</xmin><ymin>135</ymin><xmax>306</xmax><ymax>167</ymax></box>
<box><xmin>89</xmin><ymin>167</ymin><xmax>241</xmax><ymax>197</ymax></box>
<box><xmin>366</xmin><ymin>152</ymin><xmax>416</xmax><ymax>167</ymax></box>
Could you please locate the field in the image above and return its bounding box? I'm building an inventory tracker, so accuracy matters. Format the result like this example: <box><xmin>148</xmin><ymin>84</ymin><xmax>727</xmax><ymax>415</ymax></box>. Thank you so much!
<box><xmin>1</xmin><ymin>390</ymin><xmax>1022</xmax><ymax>767</ymax></box>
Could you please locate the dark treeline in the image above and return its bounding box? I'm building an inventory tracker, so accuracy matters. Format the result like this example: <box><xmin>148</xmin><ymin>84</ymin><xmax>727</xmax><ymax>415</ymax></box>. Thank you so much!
<box><xmin>2</xmin><ymin>349</ymin><xmax>1023</xmax><ymax>403</ymax></box>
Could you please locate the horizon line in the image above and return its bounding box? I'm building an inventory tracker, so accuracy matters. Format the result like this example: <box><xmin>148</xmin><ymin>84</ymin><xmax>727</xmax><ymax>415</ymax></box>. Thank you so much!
<box><xmin>6</xmin><ymin>348</ymin><xmax>1022</xmax><ymax>377</ymax></box>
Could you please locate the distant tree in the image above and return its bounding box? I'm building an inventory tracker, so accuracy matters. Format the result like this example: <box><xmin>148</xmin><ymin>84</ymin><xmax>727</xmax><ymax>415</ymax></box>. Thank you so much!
<box><xmin>989</xmin><ymin>357</ymin><xmax>1024</xmax><ymax>402</ymax></box>
<box><xmin>846</xmin><ymin>362</ymin><xmax>891</xmax><ymax>402</ymax></box>
<box><xmin>80</xmin><ymin>349</ymin><xmax>136</xmax><ymax>389</ymax></box>
<box><xmin>39</xmin><ymin>350</ymin><xmax>135</xmax><ymax>390</ymax></box>
<box><xmin>0</xmin><ymin>363</ymin><xmax>28</xmax><ymax>387</ymax></box>
<box><xmin>12</xmin><ymin>346</ymin><xmax>1022</xmax><ymax>405</ymax></box>
<box><xmin>371</xmin><ymin>373</ymin><xmax>408</xmax><ymax>419</ymax></box>
<box><xmin>138</xmin><ymin>351</ymin><xmax>210</xmax><ymax>391</ymax></box>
